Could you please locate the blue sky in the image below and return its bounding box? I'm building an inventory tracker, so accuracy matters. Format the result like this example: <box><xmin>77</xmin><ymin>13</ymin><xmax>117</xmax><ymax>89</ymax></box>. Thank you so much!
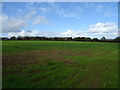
<box><xmin>1</xmin><ymin>2</ymin><xmax>118</xmax><ymax>39</ymax></box>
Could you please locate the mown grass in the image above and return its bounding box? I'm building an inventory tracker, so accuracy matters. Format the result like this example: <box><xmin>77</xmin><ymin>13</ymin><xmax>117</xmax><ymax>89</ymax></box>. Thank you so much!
<box><xmin>2</xmin><ymin>41</ymin><xmax>118</xmax><ymax>88</ymax></box>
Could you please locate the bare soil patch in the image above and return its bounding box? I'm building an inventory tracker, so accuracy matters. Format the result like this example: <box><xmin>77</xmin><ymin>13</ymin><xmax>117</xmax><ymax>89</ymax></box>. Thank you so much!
<box><xmin>3</xmin><ymin>49</ymin><xmax>93</xmax><ymax>66</ymax></box>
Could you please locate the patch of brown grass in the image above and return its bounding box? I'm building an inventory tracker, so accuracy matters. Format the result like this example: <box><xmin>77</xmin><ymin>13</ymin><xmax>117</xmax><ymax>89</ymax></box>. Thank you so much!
<box><xmin>2</xmin><ymin>49</ymin><xmax>93</xmax><ymax>66</ymax></box>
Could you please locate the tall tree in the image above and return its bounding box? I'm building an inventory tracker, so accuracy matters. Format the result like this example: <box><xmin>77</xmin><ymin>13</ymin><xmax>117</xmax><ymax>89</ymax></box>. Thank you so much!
<box><xmin>100</xmin><ymin>36</ymin><xmax>106</xmax><ymax>42</ymax></box>
<box><xmin>114</xmin><ymin>37</ymin><xmax>120</xmax><ymax>43</ymax></box>
<box><xmin>10</xmin><ymin>36</ymin><xmax>17</xmax><ymax>40</ymax></box>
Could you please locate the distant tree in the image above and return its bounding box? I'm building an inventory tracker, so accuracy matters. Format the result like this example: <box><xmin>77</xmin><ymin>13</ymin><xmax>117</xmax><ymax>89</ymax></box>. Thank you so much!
<box><xmin>81</xmin><ymin>37</ymin><xmax>91</xmax><ymax>41</ymax></box>
<box><xmin>86</xmin><ymin>37</ymin><xmax>91</xmax><ymax>41</ymax></box>
<box><xmin>100</xmin><ymin>36</ymin><xmax>106</xmax><ymax>42</ymax></box>
<box><xmin>42</xmin><ymin>36</ymin><xmax>46</xmax><ymax>40</ymax></box>
<box><xmin>54</xmin><ymin>37</ymin><xmax>59</xmax><ymax>41</ymax></box>
<box><xmin>24</xmin><ymin>36</ymin><xmax>31</xmax><ymax>40</ymax></box>
<box><xmin>5</xmin><ymin>36</ymin><xmax>117</xmax><ymax>43</ymax></box>
<box><xmin>92</xmin><ymin>38</ymin><xmax>99</xmax><ymax>42</ymax></box>
<box><xmin>62</xmin><ymin>37</ymin><xmax>67</xmax><ymax>41</ymax></box>
<box><xmin>67</xmin><ymin>37</ymin><xmax>72</xmax><ymax>41</ymax></box>
<box><xmin>74</xmin><ymin>37</ymin><xmax>81</xmax><ymax>41</ymax></box>
<box><xmin>106</xmin><ymin>39</ymin><xmax>114</xmax><ymax>42</ymax></box>
<box><xmin>10</xmin><ymin>36</ymin><xmax>17</xmax><ymax>40</ymax></box>
<box><xmin>114</xmin><ymin>37</ymin><xmax>120</xmax><ymax>43</ymax></box>
<box><xmin>2</xmin><ymin>37</ymin><xmax>9</xmax><ymax>40</ymax></box>
<box><xmin>17</xmin><ymin>36</ymin><xmax>23</xmax><ymax>40</ymax></box>
<box><xmin>58</xmin><ymin>37</ymin><xmax>63</xmax><ymax>41</ymax></box>
<box><xmin>80</xmin><ymin>37</ymin><xmax>85</xmax><ymax>41</ymax></box>
<box><xmin>73</xmin><ymin>37</ymin><xmax>91</xmax><ymax>41</ymax></box>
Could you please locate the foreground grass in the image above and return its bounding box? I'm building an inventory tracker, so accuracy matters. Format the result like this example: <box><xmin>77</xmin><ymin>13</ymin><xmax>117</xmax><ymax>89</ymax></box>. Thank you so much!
<box><xmin>2</xmin><ymin>41</ymin><xmax>118</xmax><ymax>88</ymax></box>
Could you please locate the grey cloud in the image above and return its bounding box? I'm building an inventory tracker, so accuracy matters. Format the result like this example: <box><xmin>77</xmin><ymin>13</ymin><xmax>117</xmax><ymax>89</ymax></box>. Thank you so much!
<box><xmin>2</xmin><ymin>15</ymin><xmax>27</xmax><ymax>33</ymax></box>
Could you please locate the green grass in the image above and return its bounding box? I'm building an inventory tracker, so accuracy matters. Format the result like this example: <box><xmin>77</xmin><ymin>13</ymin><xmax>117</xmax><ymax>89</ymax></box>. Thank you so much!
<box><xmin>2</xmin><ymin>41</ymin><xmax>118</xmax><ymax>88</ymax></box>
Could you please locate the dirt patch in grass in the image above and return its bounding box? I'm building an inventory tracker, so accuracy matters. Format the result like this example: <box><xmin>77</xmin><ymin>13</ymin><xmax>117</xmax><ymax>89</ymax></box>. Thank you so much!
<box><xmin>64</xmin><ymin>59</ymin><xmax>76</xmax><ymax>64</ymax></box>
<box><xmin>3</xmin><ymin>49</ymin><xmax>93</xmax><ymax>66</ymax></box>
<box><xmin>2</xmin><ymin>50</ymin><xmax>48</xmax><ymax>66</ymax></box>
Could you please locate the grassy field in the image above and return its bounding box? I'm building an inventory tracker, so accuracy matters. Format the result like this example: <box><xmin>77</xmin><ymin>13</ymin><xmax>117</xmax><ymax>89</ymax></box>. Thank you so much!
<box><xmin>2</xmin><ymin>41</ymin><xmax>118</xmax><ymax>88</ymax></box>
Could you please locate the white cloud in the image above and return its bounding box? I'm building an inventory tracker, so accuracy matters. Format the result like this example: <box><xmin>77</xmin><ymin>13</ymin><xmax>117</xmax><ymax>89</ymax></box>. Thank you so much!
<box><xmin>8</xmin><ymin>30</ymin><xmax>60</xmax><ymax>37</ymax></box>
<box><xmin>2</xmin><ymin>15</ymin><xmax>27</xmax><ymax>33</ymax></box>
<box><xmin>61</xmin><ymin>23</ymin><xmax>118</xmax><ymax>39</ymax></box>
<box><xmin>1</xmin><ymin>13</ymin><xmax>48</xmax><ymax>34</ymax></box>
<box><xmin>33</xmin><ymin>16</ymin><xmax>48</xmax><ymax>24</ymax></box>
<box><xmin>7</xmin><ymin>29</ymin><xmax>80</xmax><ymax>38</ymax></box>
<box><xmin>38</xmin><ymin>7</ymin><xmax>52</xmax><ymax>13</ymax></box>
<box><xmin>8</xmin><ymin>30</ymin><xmax>39</xmax><ymax>37</ymax></box>
<box><xmin>25</xmin><ymin>10</ymin><xmax>36</xmax><ymax>19</ymax></box>
<box><xmin>61</xmin><ymin>29</ymin><xmax>89</xmax><ymax>38</ymax></box>
<box><xmin>30</xmin><ymin>2</ymin><xmax>84</xmax><ymax>19</ymax></box>
<box><xmin>88</xmin><ymin>23</ymin><xmax>117</xmax><ymax>33</ymax></box>
<box><xmin>87</xmin><ymin>22</ymin><xmax>118</xmax><ymax>39</ymax></box>
<box><xmin>75</xmin><ymin>31</ymin><xmax>89</xmax><ymax>37</ymax></box>
<box><xmin>39</xmin><ymin>7</ymin><xmax>48</xmax><ymax>12</ymax></box>
<box><xmin>112</xmin><ymin>32</ymin><xmax>118</xmax><ymax>35</ymax></box>
<box><xmin>4</xmin><ymin>21</ymin><xmax>118</xmax><ymax>39</ymax></box>
<box><xmin>40</xmin><ymin>32</ymin><xmax>60</xmax><ymax>37</ymax></box>
<box><xmin>61</xmin><ymin>29</ymin><xmax>74</xmax><ymax>37</ymax></box>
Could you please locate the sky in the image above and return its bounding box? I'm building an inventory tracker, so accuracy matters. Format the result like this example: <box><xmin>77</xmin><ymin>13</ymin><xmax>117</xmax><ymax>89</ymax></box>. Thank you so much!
<box><xmin>1</xmin><ymin>2</ymin><xmax>118</xmax><ymax>39</ymax></box>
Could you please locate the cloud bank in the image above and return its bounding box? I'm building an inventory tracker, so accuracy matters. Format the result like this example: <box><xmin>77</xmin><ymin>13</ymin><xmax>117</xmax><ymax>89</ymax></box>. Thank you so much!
<box><xmin>7</xmin><ymin>22</ymin><xmax>118</xmax><ymax>39</ymax></box>
<box><xmin>1</xmin><ymin>13</ymin><xmax>117</xmax><ymax>39</ymax></box>
<box><xmin>1</xmin><ymin>15</ymin><xmax>27</xmax><ymax>33</ymax></box>
<box><xmin>1</xmin><ymin>13</ymin><xmax>49</xmax><ymax>33</ymax></box>
<box><xmin>88</xmin><ymin>23</ymin><xmax>117</xmax><ymax>33</ymax></box>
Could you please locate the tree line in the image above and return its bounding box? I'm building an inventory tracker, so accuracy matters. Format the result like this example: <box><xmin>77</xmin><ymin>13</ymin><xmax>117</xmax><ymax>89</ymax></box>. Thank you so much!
<box><xmin>1</xmin><ymin>36</ymin><xmax>120</xmax><ymax>43</ymax></box>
